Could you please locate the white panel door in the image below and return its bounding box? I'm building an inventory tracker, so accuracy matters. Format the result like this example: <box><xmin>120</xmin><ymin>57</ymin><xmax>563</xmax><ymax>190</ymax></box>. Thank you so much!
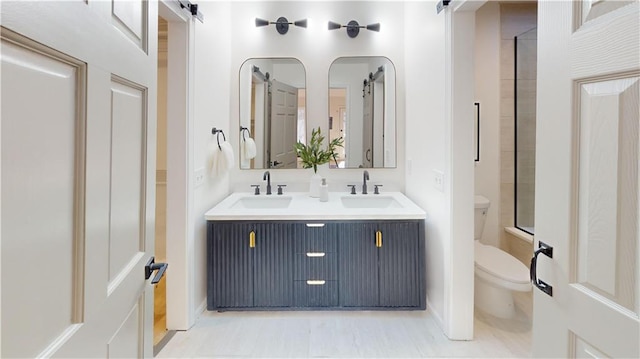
<box><xmin>362</xmin><ymin>82</ymin><xmax>373</xmax><ymax>168</ymax></box>
<box><xmin>372</xmin><ymin>79</ymin><xmax>385</xmax><ymax>168</ymax></box>
<box><xmin>269</xmin><ymin>80</ymin><xmax>298</xmax><ymax>169</ymax></box>
<box><xmin>534</xmin><ymin>1</ymin><xmax>639</xmax><ymax>357</ymax></box>
<box><xmin>1</xmin><ymin>0</ymin><xmax>157</xmax><ymax>357</ymax></box>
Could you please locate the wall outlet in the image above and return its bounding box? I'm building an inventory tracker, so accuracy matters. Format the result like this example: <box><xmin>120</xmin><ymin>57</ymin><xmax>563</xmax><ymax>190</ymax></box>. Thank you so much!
<box><xmin>433</xmin><ymin>169</ymin><xmax>444</xmax><ymax>192</ymax></box>
<box><xmin>195</xmin><ymin>167</ymin><xmax>205</xmax><ymax>188</ymax></box>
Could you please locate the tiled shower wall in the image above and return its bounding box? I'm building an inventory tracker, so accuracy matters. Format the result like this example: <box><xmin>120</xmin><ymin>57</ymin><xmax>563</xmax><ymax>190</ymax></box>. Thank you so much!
<box><xmin>499</xmin><ymin>3</ymin><xmax>537</xmax><ymax>265</ymax></box>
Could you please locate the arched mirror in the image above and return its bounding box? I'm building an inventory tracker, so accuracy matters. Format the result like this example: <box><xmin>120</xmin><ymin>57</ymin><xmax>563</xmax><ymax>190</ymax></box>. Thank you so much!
<box><xmin>328</xmin><ymin>57</ymin><xmax>396</xmax><ymax>168</ymax></box>
<box><xmin>239</xmin><ymin>58</ymin><xmax>306</xmax><ymax>169</ymax></box>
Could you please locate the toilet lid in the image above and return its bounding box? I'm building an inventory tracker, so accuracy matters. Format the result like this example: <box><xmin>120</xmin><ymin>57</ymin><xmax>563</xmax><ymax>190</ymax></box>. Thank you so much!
<box><xmin>475</xmin><ymin>241</ymin><xmax>530</xmax><ymax>284</ymax></box>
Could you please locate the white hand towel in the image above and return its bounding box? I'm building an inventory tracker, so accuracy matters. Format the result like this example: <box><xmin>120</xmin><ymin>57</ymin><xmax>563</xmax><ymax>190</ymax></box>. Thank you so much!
<box><xmin>243</xmin><ymin>137</ymin><xmax>257</xmax><ymax>160</ymax></box>
<box><xmin>220</xmin><ymin>141</ymin><xmax>234</xmax><ymax>171</ymax></box>
<box><xmin>210</xmin><ymin>140</ymin><xmax>235</xmax><ymax>177</ymax></box>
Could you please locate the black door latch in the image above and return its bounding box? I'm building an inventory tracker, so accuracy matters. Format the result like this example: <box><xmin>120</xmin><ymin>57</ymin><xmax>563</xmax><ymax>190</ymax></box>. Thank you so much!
<box><xmin>530</xmin><ymin>241</ymin><xmax>553</xmax><ymax>297</ymax></box>
<box><xmin>145</xmin><ymin>256</ymin><xmax>168</xmax><ymax>285</ymax></box>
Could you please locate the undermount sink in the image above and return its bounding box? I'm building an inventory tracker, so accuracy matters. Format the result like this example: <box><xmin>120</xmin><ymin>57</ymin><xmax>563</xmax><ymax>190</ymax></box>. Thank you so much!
<box><xmin>231</xmin><ymin>196</ymin><xmax>292</xmax><ymax>209</ymax></box>
<box><xmin>340</xmin><ymin>196</ymin><xmax>402</xmax><ymax>209</ymax></box>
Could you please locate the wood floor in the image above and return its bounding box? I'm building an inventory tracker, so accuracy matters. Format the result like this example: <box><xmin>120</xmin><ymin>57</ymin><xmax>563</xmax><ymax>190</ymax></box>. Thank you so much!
<box><xmin>154</xmin><ymin>277</ymin><xmax>168</xmax><ymax>346</ymax></box>
<box><xmin>157</xmin><ymin>292</ymin><xmax>532</xmax><ymax>358</ymax></box>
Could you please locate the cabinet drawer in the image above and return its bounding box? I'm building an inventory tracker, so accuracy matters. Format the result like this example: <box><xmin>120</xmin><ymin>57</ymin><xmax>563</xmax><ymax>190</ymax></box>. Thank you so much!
<box><xmin>294</xmin><ymin>280</ymin><xmax>338</xmax><ymax>307</ymax></box>
<box><xmin>294</xmin><ymin>253</ymin><xmax>337</xmax><ymax>280</ymax></box>
<box><xmin>293</xmin><ymin>223</ymin><xmax>337</xmax><ymax>253</ymax></box>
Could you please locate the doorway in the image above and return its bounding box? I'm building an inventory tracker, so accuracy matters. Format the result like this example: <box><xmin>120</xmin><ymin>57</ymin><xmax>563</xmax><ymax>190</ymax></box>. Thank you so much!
<box><xmin>154</xmin><ymin>1</ymin><xmax>192</xmax><ymax>353</ymax></box>
<box><xmin>154</xmin><ymin>16</ymin><xmax>169</xmax><ymax>348</ymax></box>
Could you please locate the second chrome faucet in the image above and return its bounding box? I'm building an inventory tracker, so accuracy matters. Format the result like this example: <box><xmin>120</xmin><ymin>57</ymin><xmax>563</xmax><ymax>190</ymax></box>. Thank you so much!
<box><xmin>362</xmin><ymin>170</ymin><xmax>370</xmax><ymax>194</ymax></box>
<box><xmin>263</xmin><ymin>171</ymin><xmax>272</xmax><ymax>195</ymax></box>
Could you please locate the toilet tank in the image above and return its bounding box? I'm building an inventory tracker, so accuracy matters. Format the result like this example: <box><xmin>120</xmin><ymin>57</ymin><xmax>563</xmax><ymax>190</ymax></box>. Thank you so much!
<box><xmin>474</xmin><ymin>195</ymin><xmax>491</xmax><ymax>240</ymax></box>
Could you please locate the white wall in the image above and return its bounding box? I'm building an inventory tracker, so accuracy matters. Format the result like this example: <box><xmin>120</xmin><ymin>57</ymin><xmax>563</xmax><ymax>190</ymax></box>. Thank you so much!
<box><xmin>473</xmin><ymin>2</ymin><xmax>500</xmax><ymax>247</ymax></box>
<box><xmin>404</xmin><ymin>0</ymin><xmax>449</xmax><ymax>333</ymax></box>
<box><xmin>192</xmin><ymin>1</ymin><xmax>233</xmax><ymax>318</ymax></box>
<box><xmin>405</xmin><ymin>0</ymin><xmax>479</xmax><ymax>340</ymax></box>
<box><xmin>228</xmin><ymin>1</ymin><xmax>406</xmax><ymax>193</ymax></box>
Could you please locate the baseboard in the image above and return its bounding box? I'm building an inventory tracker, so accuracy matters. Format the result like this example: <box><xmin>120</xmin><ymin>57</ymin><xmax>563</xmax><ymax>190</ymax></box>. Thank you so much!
<box><xmin>427</xmin><ymin>295</ymin><xmax>446</xmax><ymax>334</ymax></box>
<box><xmin>153</xmin><ymin>330</ymin><xmax>176</xmax><ymax>356</ymax></box>
<box><xmin>196</xmin><ymin>298</ymin><xmax>207</xmax><ymax>317</ymax></box>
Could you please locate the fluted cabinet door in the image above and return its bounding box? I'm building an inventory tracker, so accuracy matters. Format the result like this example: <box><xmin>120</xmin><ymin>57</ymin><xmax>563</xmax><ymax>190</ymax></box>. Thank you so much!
<box><xmin>338</xmin><ymin>223</ymin><xmax>380</xmax><ymax>307</ymax></box>
<box><xmin>253</xmin><ymin>223</ymin><xmax>294</xmax><ymax>307</ymax></box>
<box><xmin>378</xmin><ymin>222</ymin><xmax>421</xmax><ymax>307</ymax></box>
<box><xmin>208</xmin><ymin>222</ymin><xmax>254</xmax><ymax>309</ymax></box>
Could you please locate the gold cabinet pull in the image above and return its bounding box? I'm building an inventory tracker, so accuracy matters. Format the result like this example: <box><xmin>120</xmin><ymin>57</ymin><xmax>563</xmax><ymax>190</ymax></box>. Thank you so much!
<box><xmin>249</xmin><ymin>231</ymin><xmax>255</xmax><ymax>248</ymax></box>
<box><xmin>306</xmin><ymin>280</ymin><xmax>326</xmax><ymax>285</ymax></box>
<box><xmin>375</xmin><ymin>230</ymin><xmax>383</xmax><ymax>248</ymax></box>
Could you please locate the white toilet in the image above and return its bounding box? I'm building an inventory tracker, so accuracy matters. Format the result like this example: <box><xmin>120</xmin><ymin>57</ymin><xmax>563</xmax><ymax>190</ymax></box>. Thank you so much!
<box><xmin>474</xmin><ymin>195</ymin><xmax>531</xmax><ymax>318</ymax></box>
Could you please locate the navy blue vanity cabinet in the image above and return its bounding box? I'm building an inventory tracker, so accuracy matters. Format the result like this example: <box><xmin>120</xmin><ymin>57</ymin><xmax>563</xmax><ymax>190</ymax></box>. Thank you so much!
<box><xmin>207</xmin><ymin>221</ymin><xmax>294</xmax><ymax>310</ymax></box>
<box><xmin>252</xmin><ymin>222</ymin><xmax>294</xmax><ymax>307</ymax></box>
<box><xmin>338</xmin><ymin>221</ymin><xmax>425</xmax><ymax>309</ymax></box>
<box><xmin>338</xmin><ymin>222</ymin><xmax>380</xmax><ymax>307</ymax></box>
<box><xmin>208</xmin><ymin>221</ymin><xmax>254</xmax><ymax>309</ymax></box>
<box><xmin>377</xmin><ymin>222</ymin><xmax>423</xmax><ymax>307</ymax></box>
<box><xmin>208</xmin><ymin>219</ymin><xmax>425</xmax><ymax>310</ymax></box>
<box><xmin>293</xmin><ymin>223</ymin><xmax>339</xmax><ymax>307</ymax></box>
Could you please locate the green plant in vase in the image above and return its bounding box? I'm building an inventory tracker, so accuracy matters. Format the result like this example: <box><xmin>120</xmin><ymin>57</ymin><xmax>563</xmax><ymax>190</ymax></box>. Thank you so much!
<box><xmin>295</xmin><ymin>127</ymin><xmax>343</xmax><ymax>197</ymax></box>
<box><xmin>294</xmin><ymin>127</ymin><xmax>343</xmax><ymax>173</ymax></box>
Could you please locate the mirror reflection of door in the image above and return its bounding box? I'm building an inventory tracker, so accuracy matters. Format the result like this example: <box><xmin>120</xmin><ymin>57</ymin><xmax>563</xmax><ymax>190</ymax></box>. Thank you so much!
<box><xmin>362</xmin><ymin>80</ymin><xmax>373</xmax><ymax>168</ymax></box>
<box><xmin>249</xmin><ymin>70</ymin><xmax>267</xmax><ymax>169</ymax></box>
<box><xmin>329</xmin><ymin>88</ymin><xmax>347</xmax><ymax>168</ymax></box>
<box><xmin>361</xmin><ymin>70</ymin><xmax>385</xmax><ymax>168</ymax></box>
<box><xmin>239</xmin><ymin>58</ymin><xmax>306</xmax><ymax>170</ymax></box>
<box><xmin>269</xmin><ymin>80</ymin><xmax>298</xmax><ymax>169</ymax></box>
<box><xmin>329</xmin><ymin>57</ymin><xmax>396</xmax><ymax>169</ymax></box>
<box><xmin>372</xmin><ymin>75</ymin><xmax>385</xmax><ymax>167</ymax></box>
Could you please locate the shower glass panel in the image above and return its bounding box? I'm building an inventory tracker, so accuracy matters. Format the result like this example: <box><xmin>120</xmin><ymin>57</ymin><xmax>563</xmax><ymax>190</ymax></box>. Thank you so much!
<box><xmin>515</xmin><ymin>27</ymin><xmax>537</xmax><ymax>235</ymax></box>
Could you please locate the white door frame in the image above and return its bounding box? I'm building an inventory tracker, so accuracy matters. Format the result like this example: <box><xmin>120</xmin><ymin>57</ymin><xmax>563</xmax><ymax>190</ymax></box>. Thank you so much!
<box><xmin>159</xmin><ymin>0</ymin><xmax>197</xmax><ymax>331</ymax></box>
<box><xmin>442</xmin><ymin>0</ymin><xmax>486</xmax><ymax>340</ymax></box>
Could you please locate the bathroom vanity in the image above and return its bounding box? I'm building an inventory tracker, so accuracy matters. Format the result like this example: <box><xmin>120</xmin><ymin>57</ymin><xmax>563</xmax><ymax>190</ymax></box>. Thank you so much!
<box><xmin>205</xmin><ymin>192</ymin><xmax>426</xmax><ymax>311</ymax></box>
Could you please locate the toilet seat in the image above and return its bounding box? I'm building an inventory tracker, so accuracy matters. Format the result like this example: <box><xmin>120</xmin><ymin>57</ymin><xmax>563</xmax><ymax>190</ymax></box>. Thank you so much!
<box><xmin>474</xmin><ymin>241</ymin><xmax>531</xmax><ymax>291</ymax></box>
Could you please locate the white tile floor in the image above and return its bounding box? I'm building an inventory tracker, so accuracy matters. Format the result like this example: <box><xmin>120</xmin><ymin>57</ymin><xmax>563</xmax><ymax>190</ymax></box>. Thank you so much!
<box><xmin>157</xmin><ymin>292</ymin><xmax>532</xmax><ymax>358</ymax></box>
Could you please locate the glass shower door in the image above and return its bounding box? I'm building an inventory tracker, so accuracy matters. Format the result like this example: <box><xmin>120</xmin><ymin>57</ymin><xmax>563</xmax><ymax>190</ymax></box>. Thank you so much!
<box><xmin>515</xmin><ymin>27</ymin><xmax>537</xmax><ymax>235</ymax></box>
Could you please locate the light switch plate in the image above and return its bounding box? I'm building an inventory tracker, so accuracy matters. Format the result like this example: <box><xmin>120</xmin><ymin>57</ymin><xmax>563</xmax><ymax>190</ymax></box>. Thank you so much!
<box><xmin>195</xmin><ymin>167</ymin><xmax>205</xmax><ymax>187</ymax></box>
<box><xmin>433</xmin><ymin>169</ymin><xmax>444</xmax><ymax>192</ymax></box>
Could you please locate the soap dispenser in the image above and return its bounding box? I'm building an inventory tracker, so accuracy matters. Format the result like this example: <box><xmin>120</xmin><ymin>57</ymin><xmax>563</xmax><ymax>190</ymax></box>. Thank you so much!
<box><xmin>319</xmin><ymin>178</ymin><xmax>329</xmax><ymax>202</ymax></box>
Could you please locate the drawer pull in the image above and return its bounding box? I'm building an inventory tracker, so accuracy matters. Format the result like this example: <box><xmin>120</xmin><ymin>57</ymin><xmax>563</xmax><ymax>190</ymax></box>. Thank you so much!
<box><xmin>249</xmin><ymin>231</ymin><xmax>256</xmax><ymax>248</ymax></box>
<box><xmin>306</xmin><ymin>223</ymin><xmax>325</xmax><ymax>228</ymax></box>
<box><xmin>306</xmin><ymin>252</ymin><xmax>325</xmax><ymax>257</ymax></box>
<box><xmin>306</xmin><ymin>280</ymin><xmax>326</xmax><ymax>285</ymax></box>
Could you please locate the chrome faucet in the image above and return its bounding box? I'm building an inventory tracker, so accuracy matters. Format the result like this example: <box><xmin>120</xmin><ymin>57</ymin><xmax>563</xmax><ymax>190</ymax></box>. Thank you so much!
<box><xmin>362</xmin><ymin>170</ymin><xmax>370</xmax><ymax>194</ymax></box>
<box><xmin>263</xmin><ymin>171</ymin><xmax>272</xmax><ymax>195</ymax></box>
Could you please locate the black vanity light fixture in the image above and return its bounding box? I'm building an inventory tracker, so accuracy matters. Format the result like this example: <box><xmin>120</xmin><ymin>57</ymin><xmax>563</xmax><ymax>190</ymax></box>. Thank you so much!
<box><xmin>255</xmin><ymin>17</ymin><xmax>307</xmax><ymax>35</ymax></box>
<box><xmin>328</xmin><ymin>20</ymin><xmax>380</xmax><ymax>38</ymax></box>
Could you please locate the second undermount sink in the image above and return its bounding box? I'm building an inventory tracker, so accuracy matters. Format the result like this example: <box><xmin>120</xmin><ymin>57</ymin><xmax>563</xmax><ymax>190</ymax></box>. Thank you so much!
<box><xmin>340</xmin><ymin>195</ymin><xmax>402</xmax><ymax>209</ymax></box>
<box><xmin>231</xmin><ymin>196</ymin><xmax>292</xmax><ymax>209</ymax></box>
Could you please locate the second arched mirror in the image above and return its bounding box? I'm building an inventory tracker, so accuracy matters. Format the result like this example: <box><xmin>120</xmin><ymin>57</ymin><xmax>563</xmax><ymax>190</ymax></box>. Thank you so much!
<box><xmin>329</xmin><ymin>57</ymin><xmax>396</xmax><ymax>168</ymax></box>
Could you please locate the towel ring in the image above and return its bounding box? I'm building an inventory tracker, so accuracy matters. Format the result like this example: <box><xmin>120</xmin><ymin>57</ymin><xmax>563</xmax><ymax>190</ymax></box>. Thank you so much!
<box><xmin>240</xmin><ymin>126</ymin><xmax>251</xmax><ymax>142</ymax></box>
<box><xmin>212</xmin><ymin>127</ymin><xmax>226</xmax><ymax>150</ymax></box>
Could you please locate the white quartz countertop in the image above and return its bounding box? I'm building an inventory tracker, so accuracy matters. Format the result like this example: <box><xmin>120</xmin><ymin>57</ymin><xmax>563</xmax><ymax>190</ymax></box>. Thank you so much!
<box><xmin>204</xmin><ymin>191</ymin><xmax>427</xmax><ymax>221</ymax></box>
